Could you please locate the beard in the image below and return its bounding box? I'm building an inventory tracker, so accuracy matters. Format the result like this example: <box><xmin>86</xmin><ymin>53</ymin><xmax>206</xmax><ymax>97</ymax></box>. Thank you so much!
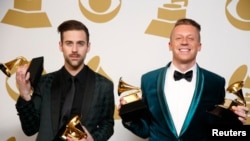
<box><xmin>65</xmin><ymin>54</ymin><xmax>84</xmax><ymax>70</ymax></box>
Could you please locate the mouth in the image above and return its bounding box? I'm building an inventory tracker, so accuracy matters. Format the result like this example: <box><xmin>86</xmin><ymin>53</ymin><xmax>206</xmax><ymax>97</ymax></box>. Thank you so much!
<box><xmin>70</xmin><ymin>54</ymin><xmax>79</xmax><ymax>60</ymax></box>
<box><xmin>179</xmin><ymin>48</ymin><xmax>191</xmax><ymax>53</ymax></box>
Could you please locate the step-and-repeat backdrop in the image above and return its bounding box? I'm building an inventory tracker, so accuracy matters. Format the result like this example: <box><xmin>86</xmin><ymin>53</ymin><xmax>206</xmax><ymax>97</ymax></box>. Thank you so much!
<box><xmin>0</xmin><ymin>0</ymin><xmax>250</xmax><ymax>140</ymax></box>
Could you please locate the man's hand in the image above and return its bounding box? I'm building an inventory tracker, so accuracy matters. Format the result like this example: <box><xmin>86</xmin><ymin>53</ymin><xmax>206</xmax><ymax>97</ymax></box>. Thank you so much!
<box><xmin>232</xmin><ymin>105</ymin><xmax>249</xmax><ymax>124</ymax></box>
<box><xmin>16</xmin><ymin>64</ymin><xmax>32</xmax><ymax>101</ymax></box>
<box><xmin>118</xmin><ymin>97</ymin><xmax>127</xmax><ymax>111</ymax></box>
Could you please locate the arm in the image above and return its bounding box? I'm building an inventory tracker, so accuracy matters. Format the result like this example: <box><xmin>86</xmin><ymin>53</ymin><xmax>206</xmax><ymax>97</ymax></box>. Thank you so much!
<box><xmin>16</xmin><ymin>95</ymin><xmax>40</xmax><ymax>136</ymax></box>
<box><xmin>15</xmin><ymin>64</ymin><xmax>40</xmax><ymax>136</ymax></box>
<box><xmin>90</xmin><ymin>79</ymin><xmax>115</xmax><ymax>141</ymax></box>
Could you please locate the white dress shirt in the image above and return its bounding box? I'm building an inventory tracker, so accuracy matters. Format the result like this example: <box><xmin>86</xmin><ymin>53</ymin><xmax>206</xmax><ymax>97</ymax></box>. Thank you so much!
<box><xmin>164</xmin><ymin>64</ymin><xmax>197</xmax><ymax>135</ymax></box>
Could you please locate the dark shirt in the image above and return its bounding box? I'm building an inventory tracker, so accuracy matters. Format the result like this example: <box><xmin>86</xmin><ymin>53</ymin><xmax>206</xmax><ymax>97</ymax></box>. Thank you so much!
<box><xmin>59</xmin><ymin>66</ymin><xmax>88</xmax><ymax>128</ymax></box>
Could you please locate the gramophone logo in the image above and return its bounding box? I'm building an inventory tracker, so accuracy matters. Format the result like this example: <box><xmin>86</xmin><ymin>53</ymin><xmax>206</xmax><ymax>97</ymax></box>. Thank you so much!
<box><xmin>1</xmin><ymin>0</ymin><xmax>51</xmax><ymax>28</ymax></box>
<box><xmin>78</xmin><ymin>0</ymin><xmax>122</xmax><ymax>23</ymax></box>
<box><xmin>225</xmin><ymin>0</ymin><xmax>250</xmax><ymax>30</ymax></box>
<box><xmin>87</xmin><ymin>56</ymin><xmax>112</xmax><ymax>81</ymax></box>
<box><xmin>145</xmin><ymin>0</ymin><xmax>188</xmax><ymax>38</ymax></box>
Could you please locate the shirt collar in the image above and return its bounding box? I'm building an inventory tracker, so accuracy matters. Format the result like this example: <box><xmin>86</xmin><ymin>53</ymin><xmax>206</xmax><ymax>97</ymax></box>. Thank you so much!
<box><xmin>62</xmin><ymin>66</ymin><xmax>88</xmax><ymax>84</ymax></box>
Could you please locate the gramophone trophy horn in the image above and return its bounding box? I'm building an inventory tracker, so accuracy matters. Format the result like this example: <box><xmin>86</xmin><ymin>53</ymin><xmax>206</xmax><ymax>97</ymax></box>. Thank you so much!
<box><xmin>226</xmin><ymin>81</ymin><xmax>246</xmax><ymax>106</ymax></box>
<box><xmin>118</xmin><ymin>77</ymin><xmax>148</xmax><ymax>122</ymax></box>
<box><xmin>0</xmin><ymin>56</ymin><xmax>28</xmax><ymax>77</ymax></box>
<box><xmin>118</xmin><ymin>77</ymin><xmax>141</xmax><ymax>103</ymax></box>
<box><xmin>60</xmin><ymin>115</ymin><xmax>87</xmax><ymax>140</ymax></box>
<box><xmin>0</xmin><ymin>56</ymin><xmax>44</xmax><ymax>88</ymax></box>
<box><xmin>208</xmin><ymin>81</ymin><xmax>246</xmax><ymax>124</ymax></box>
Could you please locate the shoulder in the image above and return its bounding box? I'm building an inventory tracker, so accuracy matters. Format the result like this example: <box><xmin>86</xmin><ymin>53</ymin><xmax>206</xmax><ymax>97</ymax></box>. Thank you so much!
<box><xmin>142</xmin><ymin>66</ymin><xmax>166</xmax><ymax>80</ymax></box>
<box><xmin>96</xmin><ymin>72</ymin><xmax>113</xmax><ymax>84</ymax></box>
<box><xmin>37</xmin><ymin>69</ymin><xmax>63</xmax><ymax>88</ymax></box>
<box><xmin>142</xmin><ymin>62</ymin><xmax>171</xmax><ymax>79</ymax></box>
<box><xmin>86</xmin><ymin>66</ymin><xmax>113</xmax><ymax>86</ymax></box>
<box><xmin>198</xmin><ymin>66</ymin><xmax>225</xmax><ymax>82</ymax></box>
<box><xmin>40</xmin><ymin>70</ymin><xmax>58</xmax><ymax>81</ymax></box>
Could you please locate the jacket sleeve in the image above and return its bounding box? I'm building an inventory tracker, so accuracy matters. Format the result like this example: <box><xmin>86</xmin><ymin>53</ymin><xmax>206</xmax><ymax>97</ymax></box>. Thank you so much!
<box><xmin>15</xmin><ymin>94</ymin><xmax>41</xmax><ymax>136</ymax></box>
<box><xmin>122</xmin><ymin>118</ymin><xmax>150</xmax><ymax>139</ymax></box>
<box><xmin>89</xmin><ymin>78</ymin><xmax>115</xmax><ymax>141</ymax></box>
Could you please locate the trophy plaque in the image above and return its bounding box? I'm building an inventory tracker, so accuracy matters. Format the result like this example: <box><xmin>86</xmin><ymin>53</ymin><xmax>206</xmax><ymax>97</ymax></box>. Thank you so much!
<box><xmin>118</xmin><ymin>77</ymin><xmax>148</xmax><ymax>122</ymax></box>
<box><xmin>208</xmin><ymin>81</ymin><xmax>246</xmax><ymax>124</ymax></box>
<box><xmin>27</xmin><ymin>56</ymin><xmax>44</xmax><ymax>88</ymax></box>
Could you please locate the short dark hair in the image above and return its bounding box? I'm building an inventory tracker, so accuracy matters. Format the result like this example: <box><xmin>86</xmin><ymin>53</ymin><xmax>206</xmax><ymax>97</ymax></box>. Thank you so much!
<box><xmin>57</xmin><ymin>20</ymin><xmax>90</xmax><ymax>43</ymax></box>
<box><xmin>171</xmin><ymin>18</ymin><xmax>201</xmax><ymax>41</ymax></box>
<box><xmin>174</xmin><ymin>18</ymin><xmax>201</xmax><ymax>31</ymax></box>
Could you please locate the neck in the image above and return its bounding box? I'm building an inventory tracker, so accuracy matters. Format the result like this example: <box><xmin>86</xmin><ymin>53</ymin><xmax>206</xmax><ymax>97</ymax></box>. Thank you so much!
<box><xmin>172</xmin><ymin>60</ymin><xmax>196</xmax><ymax>72</ymax></box>
<box><xmin>64</xmin><ymin>64</ymin><xmax>84</xmax><ymax>76</ymax></box>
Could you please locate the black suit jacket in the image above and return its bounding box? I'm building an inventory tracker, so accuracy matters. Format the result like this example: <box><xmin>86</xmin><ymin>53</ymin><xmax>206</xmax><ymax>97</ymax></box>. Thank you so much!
<box><xmin>16</xmin><ymin>65</ymin><xmax>114</xmax><ymax>141</ymax></box>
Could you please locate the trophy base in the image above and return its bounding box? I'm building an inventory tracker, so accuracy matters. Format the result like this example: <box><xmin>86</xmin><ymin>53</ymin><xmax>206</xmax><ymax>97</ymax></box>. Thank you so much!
<box><xmin>208</xmin><ymin>105</ymin><xmax>243</xmax><ymax>126</ymax></box>
<box><xmin>120</xmin><ymin>100</ymin><xmax>148</xmax><ymax>122</ymax></box>
<box><xmin>27</xmin><ymin>56</ymin><xmax>44</xmax><ymax>88</ymax></box>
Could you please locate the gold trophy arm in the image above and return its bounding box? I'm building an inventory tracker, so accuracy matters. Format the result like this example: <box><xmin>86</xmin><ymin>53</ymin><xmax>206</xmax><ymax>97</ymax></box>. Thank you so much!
<box><xmin>0</xmin><ymin>56</ymin><xmax>29</xmax><ymax>77</ymax></box>
<box><xmin>227</xmin><ymin>81</ymin><xmax>246</xmax><ymax>106</ymax></box>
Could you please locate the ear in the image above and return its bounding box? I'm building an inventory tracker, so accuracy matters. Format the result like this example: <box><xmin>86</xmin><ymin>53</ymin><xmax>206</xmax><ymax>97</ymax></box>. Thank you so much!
<box><xmin>168</xmin><ymin>42</ymin><xmax>172</xmax><ymax>51</ymax></box>
<box><xmin>59</xmin><ymin>41</ymin><xmax>63</xmax><ymax>52</ymax></box>
<box><xmin>87</xmin><ymin>42</ymin><xmax>91</xmax><ymax>53</ymax></box>
<box><xmin>198</xmin><ymin>43</ymin><xmax>202</xmax><ymax>51</ymax></box>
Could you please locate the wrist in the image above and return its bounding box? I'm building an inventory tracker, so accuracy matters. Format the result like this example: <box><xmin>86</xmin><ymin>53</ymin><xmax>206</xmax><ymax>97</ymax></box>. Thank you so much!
<box><xmin>20</xmin><ymin>91</ymin><xmax>33</xmax><ymax>101</ymax></box>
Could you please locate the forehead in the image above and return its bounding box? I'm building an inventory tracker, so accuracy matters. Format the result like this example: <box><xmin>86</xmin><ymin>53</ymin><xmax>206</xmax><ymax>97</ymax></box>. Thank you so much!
<box><xmin>62</xmin><ymin>30</ymin><xmax>87</xmax><ymax>40</ymax></box>
<box><xmin>172</xmin><ymin>25</ymin><xmax>199</xmax><ymax>35</ymax></box>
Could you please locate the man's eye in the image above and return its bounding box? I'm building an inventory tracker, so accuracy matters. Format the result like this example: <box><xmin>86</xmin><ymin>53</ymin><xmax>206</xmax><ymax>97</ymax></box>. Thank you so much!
<box><xmin>78</xmin><ymin>43</ymin><xmax>84</xmax><ymax>46</ymax></box>
<box><xmin>188</xmin><ymin>37</ymin><xmax>194</xmax><ymax>41</ymax></box>
<box><xmin>77</xmin><ymin>41</ymin><xmax>85</xmax><ymax>46</ymax></box>
<box><xmin>66</xmin><ymin>42</ymin><xmax>73</xmax><ymax>46</ymax></box>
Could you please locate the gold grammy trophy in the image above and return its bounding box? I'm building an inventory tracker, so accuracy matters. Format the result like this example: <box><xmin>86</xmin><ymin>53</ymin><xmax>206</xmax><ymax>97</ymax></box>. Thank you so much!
<box><xmin>208</xmin><ymin>81</ymin><xmax>246</xmax><ymax>120</ymax></box>
<box><xmin>118</xmin><ymin>77</ymin><xmax>148</xmax><ymax>122</ymax></box>
<box><xmin>0</xmin><ymin>56</ymin><xmax>44</xmax><ymax>88</ymax></box>
<box><xmin>60</xmin><ymin>115</ymin><xmax>87</xmax><ymax>140</ymax></box>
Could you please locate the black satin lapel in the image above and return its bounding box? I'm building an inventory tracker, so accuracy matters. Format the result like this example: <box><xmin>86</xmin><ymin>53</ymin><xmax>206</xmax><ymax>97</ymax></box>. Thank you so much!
<box><xmin>80</xmin><ymin>66</ymin><xmax>95</xmax><ymax>119</ymax></box>
<box><xmin>51</xmin><ymin>71</ymin><xmax>63</xmax><ymax>135</ymax></box>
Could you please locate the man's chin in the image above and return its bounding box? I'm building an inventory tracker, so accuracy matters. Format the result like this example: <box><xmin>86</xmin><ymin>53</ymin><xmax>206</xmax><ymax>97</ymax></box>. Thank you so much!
<box><xmin>68</xmin><ymin>61</ymin><xmax>82</xmax><ymax>68</ymax></box>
